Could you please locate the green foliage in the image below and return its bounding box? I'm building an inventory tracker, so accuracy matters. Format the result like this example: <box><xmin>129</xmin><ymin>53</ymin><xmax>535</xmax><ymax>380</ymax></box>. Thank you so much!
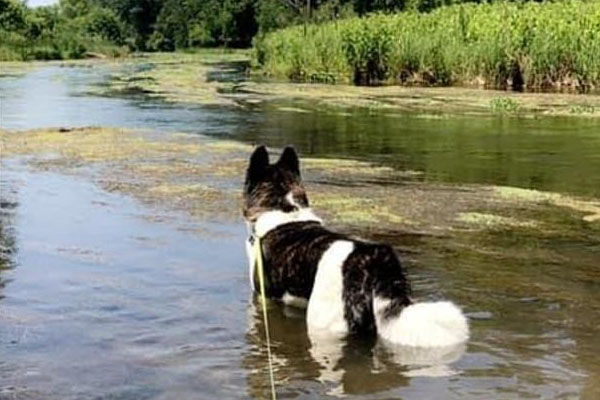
<box><xmin>0</xmin><ymin>0</ymin><xmax>127</xmax><ymax>60</ymax></box>
<box><xmin>84</xmin><ymin>7</ymin><xmax>124</xmax><ymax>44</ymax></box>
<box><xmin>2</xmin><ymin>0</ymin><xmax>599</xmax><ymax>74</ymax></box>
<box><xmin>254</xmin><ymin>1</ymin><xmax>600</xmax><ymax>89</ymax></box>
<box><xmin>60</xmin><ymin>0</ymin><xmax>91</xmax><ymax>19</ymax></box>
<box><xmin>144</xmin><ymin>0</ymin><xmax>259</xmax><ymax>50</ymax></box>
<box><xmin>255</xmin><ymin>0</ymin><xmax>300</xmax><ymax>33</ymax></box>
<box><xmin>0</xmin><ymin>0</ymin><xmax>27</xmax><ymax>31</ymax></box>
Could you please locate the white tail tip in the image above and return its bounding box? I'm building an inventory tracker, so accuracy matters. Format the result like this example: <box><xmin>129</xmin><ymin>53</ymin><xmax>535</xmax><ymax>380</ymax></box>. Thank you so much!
<box><xmin>376</xmin><ymin>301</ymin><xmax>469</xmax><ymax>347</ymax></box>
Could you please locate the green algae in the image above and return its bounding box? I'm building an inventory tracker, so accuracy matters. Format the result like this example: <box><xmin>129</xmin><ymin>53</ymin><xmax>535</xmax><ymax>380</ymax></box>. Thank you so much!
<box><xmin>456</xmin><ymin>212</ymin><xmax>538</xmax><ymax>229</ymax></box>
<box><xmin>2</xmin><ymin>126</ymin><xmax>599</xmax><ymax>234</ymax></box>
<box><xmin>98</xmin><ymin>52</ymin><xmax>600</xmax><ymax>118</ymax></box>
<box><xmin>495</xmin><ymin>187</ymin><xmax>600</xmax><ymax>223</ymax></box>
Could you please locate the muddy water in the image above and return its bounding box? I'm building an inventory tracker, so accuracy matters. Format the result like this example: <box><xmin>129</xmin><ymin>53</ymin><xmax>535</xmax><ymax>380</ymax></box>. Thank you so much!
<box><xmin>1</xmin><ymin>64</ymin><xmax>600</xmax><ymax>399</ymax></box>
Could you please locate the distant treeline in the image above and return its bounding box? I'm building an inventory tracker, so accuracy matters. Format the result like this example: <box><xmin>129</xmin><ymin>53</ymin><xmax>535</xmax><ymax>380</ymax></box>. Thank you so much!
<box><xmin>254</xmin><ymin>1</ymin><xmax>600</xmax><ymax>90</ymax></box>
<box><xmin>1</xmin><ymin>0</ymin><xmax>530</xmax><ymax>61</ymax></box>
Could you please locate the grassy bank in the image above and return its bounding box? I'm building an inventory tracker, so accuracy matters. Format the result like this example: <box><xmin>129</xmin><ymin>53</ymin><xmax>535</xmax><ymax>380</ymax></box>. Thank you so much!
<box><xmin>100</xmin><ymin>52</ymin><xmax>600</xmax><ymax>117</ymax></box>
<box><xmin>253</xmin><ymin>1</ymin><xmax>600</xmax><ymax>90</ymax></box>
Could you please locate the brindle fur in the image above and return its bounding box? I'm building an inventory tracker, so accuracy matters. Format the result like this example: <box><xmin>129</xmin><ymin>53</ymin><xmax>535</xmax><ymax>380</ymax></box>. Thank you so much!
<box><xmin>244</xmin><ymin>146</ymin><xmax>412</xmax><ymax>336</ymax></box>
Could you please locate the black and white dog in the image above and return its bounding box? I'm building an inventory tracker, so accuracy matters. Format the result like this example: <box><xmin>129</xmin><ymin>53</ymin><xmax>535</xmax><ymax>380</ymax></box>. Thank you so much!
<box><xmin>243</xmin><ymin>146</ymin><xmax>468</xmax><ymax>347</ymax></box>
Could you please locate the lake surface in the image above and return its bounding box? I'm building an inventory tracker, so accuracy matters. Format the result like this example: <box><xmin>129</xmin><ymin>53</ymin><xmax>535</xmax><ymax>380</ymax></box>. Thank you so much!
<box><xmin>1</xmin><ymin>63</ymin><xmax>599</xmax><ymax>399</ymax></box>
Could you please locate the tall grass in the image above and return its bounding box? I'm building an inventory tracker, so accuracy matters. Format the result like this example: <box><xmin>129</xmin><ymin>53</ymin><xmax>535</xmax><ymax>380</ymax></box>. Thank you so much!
<box><xmin>253</xmin><ymin>1</ymin><xmax>600</xmax><ymax>89</ymax></box>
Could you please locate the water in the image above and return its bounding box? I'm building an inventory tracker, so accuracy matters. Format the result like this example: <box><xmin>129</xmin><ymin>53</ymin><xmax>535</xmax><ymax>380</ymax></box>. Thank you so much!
<box><xmin>1</xmin><ymin>64</ymin><xmax>599</xmax><ymax>399</ymax></box>
<box><xmin>0</xmin><ymin>65</ymin><xmax>243</xmax><ymax>136</ymax></box>
<box><xmin>231</xmin><ymin>106</ymin><xmax>600</xmax><ymax>197</ymax></box>
<box><xmin>0</xmin><ymin>167</ymin><xmax>248</xmax><ymax>399</ymax></box>
<box><xmin>2</xmin><ymin>66</ymin><xmax>599</xmax><ymax>197</ymax></box>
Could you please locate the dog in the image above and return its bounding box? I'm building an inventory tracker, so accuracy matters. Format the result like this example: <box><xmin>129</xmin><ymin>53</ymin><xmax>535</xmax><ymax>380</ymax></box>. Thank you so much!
<box><xmin>243</xmin><ymin>145</ymin><xmax>468</xmax><ymax>347</ymax></box>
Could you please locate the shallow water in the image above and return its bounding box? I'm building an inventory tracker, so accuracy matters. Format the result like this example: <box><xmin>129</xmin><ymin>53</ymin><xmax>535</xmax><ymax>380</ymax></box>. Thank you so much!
<box><xmin>2</xmin><ymin>65</ymin><xmax>600</xmax><ymax>197</ymax></box>
<box><xmin>0</xmin><ymin>65</ymin><xmax>242</xmax><ymax>136</ymax></box>
<box><xmin>1</xmin><ymin>63</ymin><xmax>600</xmax><ymax>399</ymax></box>
<box><xmin>232</xmin><ymin>105</ymin><xmax>600</xmax><ymax>197</ymax></box>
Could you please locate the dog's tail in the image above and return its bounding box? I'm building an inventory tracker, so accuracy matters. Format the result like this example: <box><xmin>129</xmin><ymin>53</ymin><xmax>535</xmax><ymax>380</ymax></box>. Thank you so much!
<box><xmin>374</xmin><ymin>299</ymin><xmax>469</xmax><ymax>347</ymax></box>
<box><xmin>370</xmin><ymin>245</ymin><xmax>469</xmax><ymax>347</ymax></box>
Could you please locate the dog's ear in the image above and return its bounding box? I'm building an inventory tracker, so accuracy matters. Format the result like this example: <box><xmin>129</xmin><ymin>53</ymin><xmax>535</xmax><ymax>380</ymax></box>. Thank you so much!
<box><xmin>246</xmin><ymin>145</ymin><xmax>270</xmax><ymax>187</ymax></box>
<box><xmin>277</xmin><ymin>146</ymin><xmax>300</xmax><ymax>177</ymax></box>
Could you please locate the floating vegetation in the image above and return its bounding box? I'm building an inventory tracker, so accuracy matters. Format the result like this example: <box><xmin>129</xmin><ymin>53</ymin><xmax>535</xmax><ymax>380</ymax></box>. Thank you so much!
<box><xmin>93</xmin><ymin>52</ymin><xmax>600</xmax><ymax>118</ymax></box>
<box><xmin>303</xmin><ymin>158</ymin><xmax>395</xmax><ymax>177</ymax></box>
<box><xmin>490</xmin><ymin>97</ymin><xmax>520</xmax><ymax>114</ymax></box>
<box><xmin>569</xmin><ymin>104</ymin><xmax>596</xmax><ymax>115</ymax></box>
<box><xmin>236</xmin><ymin>81</ymin><xmax>600</xmax><ymax>118</ymax></box>
<box><xmin>2</xmin><ymin>127</ymin><xmax>599</xmax><ymax>235</ymax></box>
<box><xmin>311</xmin><ymin>193</ymin><xmax>405</xmax><ymax>226</ymax></box>
<box><xmin>494</xmin><ymin>187</ymin><xmax>600</xmax><ymax>223</ymax></box>
<box><xmin>0</xmin><ymin>62</ymin><xmax>35</xmax><ymax>77</ymax></box>
<box><xmin>104</xmin><ymin>50</ymin><xmax>249</xmax><ymax>106</ymax></box>
<box><xmin>456</xmin><ymin>212</ymin><xmax>537</xmax><ymax>229</ymax></box>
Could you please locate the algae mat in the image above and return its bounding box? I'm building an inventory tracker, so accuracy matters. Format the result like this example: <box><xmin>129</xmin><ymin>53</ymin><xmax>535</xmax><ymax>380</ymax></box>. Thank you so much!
<box><xmin>2</xmin><ymin>127</ymin><xmax>599</xmax><ymax>235</ymax></box>
<box><xmin>97</xmin><ymin>52</ymin><xmax>600</xmax><ymax>118</ymax></box>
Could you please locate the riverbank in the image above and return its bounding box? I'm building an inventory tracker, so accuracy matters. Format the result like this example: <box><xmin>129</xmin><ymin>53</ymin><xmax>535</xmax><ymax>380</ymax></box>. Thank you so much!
<box><xmin>254</xmin><ymin>1</ymin><xmax>600</xmax><ymax>90</ymax></box>
<box><xmin>92</xmin><ymin>52</ymin><xmax>600</xmax><ymax>118</ymax></box>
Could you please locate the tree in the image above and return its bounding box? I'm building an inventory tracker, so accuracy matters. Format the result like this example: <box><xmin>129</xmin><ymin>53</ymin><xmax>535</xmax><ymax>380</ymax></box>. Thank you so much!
<box><xmin>59</xmin><ymin>0</ymin><xmax>91</xmax><ymax>19</ymax></box>
<box><xmin>0</xmin><ymin>0</ymin><xmax>27</xmax><ymax>31</ymax></box>
<box><xmin>85</xmin><ymin>7</ymin><xmax>124</xmax><ymax>43</ymax></box>
<box><xmin>95</xmin><ymin>0</ymin><xmax>163</xmax><ymax>49</ymax></box>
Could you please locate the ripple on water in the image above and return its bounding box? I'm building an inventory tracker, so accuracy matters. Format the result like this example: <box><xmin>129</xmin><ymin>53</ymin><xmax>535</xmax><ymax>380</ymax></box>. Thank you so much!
<box><xmin>2</xmin><ymin>64</ymin><xmax>600</xmax><ymax>399</ymax></box>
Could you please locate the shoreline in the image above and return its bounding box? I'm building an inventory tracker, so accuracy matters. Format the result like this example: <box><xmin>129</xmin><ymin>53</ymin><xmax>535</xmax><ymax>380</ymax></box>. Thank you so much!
<box><xmin>3</xmin><ymin>52</ymin><xmax>599</xmax><ymax>118</ymax></box>
<box><xmin>79</xmin><ymin>52</ymin><xmax>600</xmax><ymax>118</ymax></box>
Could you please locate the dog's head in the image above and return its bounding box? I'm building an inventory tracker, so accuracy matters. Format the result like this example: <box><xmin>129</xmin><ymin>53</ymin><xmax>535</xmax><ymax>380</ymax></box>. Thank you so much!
<box><xmin>243</xmin><ymin>145</ymin><xmax>309</xmax><ymax>222</ymax></box>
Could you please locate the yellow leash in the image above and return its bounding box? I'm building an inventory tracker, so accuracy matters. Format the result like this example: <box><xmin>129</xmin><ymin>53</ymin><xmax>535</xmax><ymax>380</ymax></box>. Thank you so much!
<box><xmin>253</xmin><ymin>236</ymin><xmax>277</xmax><ymax>400</ymax></box>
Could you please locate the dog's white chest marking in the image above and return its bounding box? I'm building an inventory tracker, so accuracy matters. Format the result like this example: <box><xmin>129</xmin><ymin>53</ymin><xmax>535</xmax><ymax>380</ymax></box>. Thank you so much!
<box><xmin>307</xmin><ymin>240</ymin><xmax>354</xmax><ymax>336</ymax></box>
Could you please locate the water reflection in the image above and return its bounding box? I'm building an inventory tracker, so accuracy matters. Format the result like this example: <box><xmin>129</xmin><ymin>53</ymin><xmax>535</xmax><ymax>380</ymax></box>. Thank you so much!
<box><xmin>419</xmin><ymin>219</ymin><xmax>600</xmax><ymax>399</ymax></box>
<box><xmin>0</xmin><ymin>65</ymin><xmax>244</xmax><ymax>136</ymax></box>
<box><xmin>0</xmin><ymin>180</ymin><xmax>18</xmax><ymax>299</ymax></box>
<box><xmin>230</xmin><ymin>106</ymin><xmax>600</xmax><ymax>197</ymax></box>
<box><xmin>3</xmin><ymin>66</ymin><xmax>600</xmax><ymax>198</ymax></box>
<box><xmin>244</xmin><ymin>300</ymin><xmax>466</xmax><ymax>398</ymax></box>
<box><xmin>0</xmin><ymin>168</ymin><xmax>250</xmax><ymax>399</ymax></box>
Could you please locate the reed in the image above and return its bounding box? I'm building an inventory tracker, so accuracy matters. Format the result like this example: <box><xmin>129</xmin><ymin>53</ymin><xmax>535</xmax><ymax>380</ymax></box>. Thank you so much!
<box><xmin>253</xmin><ymin>1</ymin><xmax>600</xmax><ymax>90</ymax></box>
